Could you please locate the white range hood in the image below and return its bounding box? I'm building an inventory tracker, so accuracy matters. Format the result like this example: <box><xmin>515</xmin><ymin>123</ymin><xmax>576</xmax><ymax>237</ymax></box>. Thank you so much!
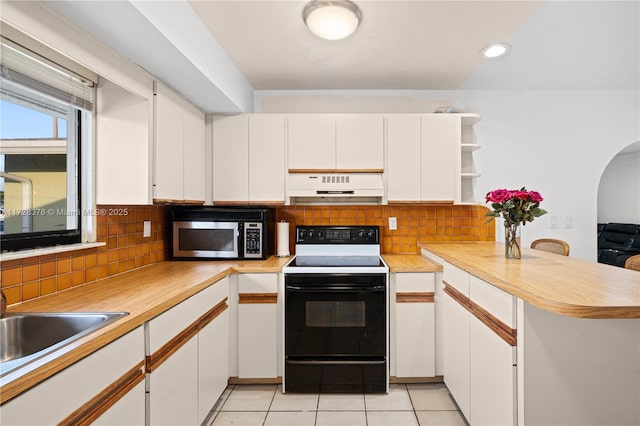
<box><xmin>286</xmin><ymin>173</ymin><xmax>385</xmax><ymax>205</ymax></box>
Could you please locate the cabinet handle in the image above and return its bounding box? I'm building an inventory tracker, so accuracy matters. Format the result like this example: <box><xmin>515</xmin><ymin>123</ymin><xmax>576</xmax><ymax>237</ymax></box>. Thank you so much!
<box><xmin>443</xmin><ymin>282</ymin><xmax>516</xmax><ymax>346</ymax></box>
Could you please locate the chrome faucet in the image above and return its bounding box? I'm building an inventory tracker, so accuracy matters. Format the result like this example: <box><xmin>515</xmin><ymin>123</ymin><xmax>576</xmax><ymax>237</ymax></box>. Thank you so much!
<box><xmin>1</xmin><ymin>290</ymin><xmax>7</xmax><ymax>317</ymax></box>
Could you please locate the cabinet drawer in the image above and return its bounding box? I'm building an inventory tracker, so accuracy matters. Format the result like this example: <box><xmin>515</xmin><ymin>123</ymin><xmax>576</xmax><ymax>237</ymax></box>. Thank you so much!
<box><xmin>469</xmin><ymin>276</ymin><xmax>515</xmax><ymax>328</ymax></box>
<box><xmin>239</xmin><ymin>273</ymin><xmax>278</xmax><ymax>293</ymax></box>
<box><xmin>148</xmin><ymin>277</ymin><xmax>229</xmax><ymax>353</ymax></box>
<box><xmin>443</xmin><ymin>263</ymin><xmax>470</xmax><ymax>297</ymax></box>
<box><xmin>396</xmin><ymin>272</ymin><xmax>435</xmax><ymax>293</ymax></box>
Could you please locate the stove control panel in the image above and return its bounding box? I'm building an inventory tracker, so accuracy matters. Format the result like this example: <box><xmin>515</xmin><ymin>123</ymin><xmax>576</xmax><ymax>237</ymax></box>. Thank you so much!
<box><xmin>296</xmin><ymin>226</ymin><xmax>379</xmax><ymax>244</ymax></box>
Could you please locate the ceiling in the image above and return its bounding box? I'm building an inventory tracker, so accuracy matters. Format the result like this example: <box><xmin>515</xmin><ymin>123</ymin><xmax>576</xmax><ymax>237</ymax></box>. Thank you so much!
<box><xmin>188</xmin><ymin>0</ymin><xmax>541</xmax><ymax>90</ymax></box>
<box><xmin>47</xmin><ymin>0</ymin><xmax>639</xmax><ymax>113</ymax></box>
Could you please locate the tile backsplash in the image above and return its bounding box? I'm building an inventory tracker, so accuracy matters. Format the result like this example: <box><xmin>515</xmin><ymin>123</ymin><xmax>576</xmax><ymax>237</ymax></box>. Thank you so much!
<box><xmin>1</xmin><ymin>205</ymin><xmax>168</xmax><ymax>306</ymax></box>
<box><xmin>275</xmin><ymin>204</ymin><xmax>495</xmax><ymax>255</ymax></box>
<box><xmin>1</xmin><ymin>203</ymin><xmax>494</xmax><ymax>306</ymax></box>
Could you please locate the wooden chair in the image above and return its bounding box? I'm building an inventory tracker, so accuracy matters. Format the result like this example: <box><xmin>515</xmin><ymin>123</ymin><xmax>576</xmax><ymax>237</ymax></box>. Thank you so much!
<box><xmin>530</xmin><ymin>239</ymin><xmax>570</xmax><ymax>256</ymax></box>
<box><xmin>624</xmin><ymin>254</ymin><xmax>640</xmax><ymax>271</ymax></box>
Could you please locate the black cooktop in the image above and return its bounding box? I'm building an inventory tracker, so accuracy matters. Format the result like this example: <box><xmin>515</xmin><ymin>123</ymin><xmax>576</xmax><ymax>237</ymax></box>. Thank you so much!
<box><xmin>288</xmin><ymin>256</ymin><xmax>385</xmax><ymax>268</ymax></box>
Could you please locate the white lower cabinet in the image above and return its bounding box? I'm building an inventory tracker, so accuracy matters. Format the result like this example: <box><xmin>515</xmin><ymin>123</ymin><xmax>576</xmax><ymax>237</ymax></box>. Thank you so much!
<box><xmin>146</xmin><ymin>277</ymin><xmax>229</xmax><ymax>425</ymax></box>
<box><xmin>148</xmin><ymin>338</ymin><xmax>199</xmax><ymax>425</ymax></box>
<box><xmin>237</xmin><ymin>273</ymin><xmax>278</xmax><ymax>379</ymax></box>
<box><xmin>392</xmin><ymin>272</ymin><xmax>436</xmax><ymax>378</ymax></box>
<box><xmin>198</xmin><ymin>308</ymin><xmax>229</xmax><ymax>423</ymax></box>
<box><xmin>443</xmin><ymin>290</ymin><xmax>471</xmax><ymax>419</ymax></box>
<box><xmin>469</xmin><ymin>313</ymin><xmax>515</xmax><ymax>426</ymax></box>
<box><xmin>0</xmin><ymin>326</ymin><xmax>145</xmax><ymax>426</ymax></box>
<box><xmin>443</xmin><ymin>263</ymin><xmax>516</xmax><ymax>425</ymax></box>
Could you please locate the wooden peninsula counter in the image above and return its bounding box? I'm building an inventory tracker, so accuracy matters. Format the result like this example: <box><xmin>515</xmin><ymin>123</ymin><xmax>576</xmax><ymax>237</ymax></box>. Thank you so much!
<box><xmin>420</xmin><ymin>242</ymin><xmax>640</xmax><ymax>426</ymax></box>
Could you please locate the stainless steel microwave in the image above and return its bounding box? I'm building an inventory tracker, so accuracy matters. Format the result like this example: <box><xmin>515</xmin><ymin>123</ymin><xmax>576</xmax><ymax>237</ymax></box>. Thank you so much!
<box><xmin>170</xmin><ymin>206</ymin><xmax>274</xmax><ymax>260</ymax></box>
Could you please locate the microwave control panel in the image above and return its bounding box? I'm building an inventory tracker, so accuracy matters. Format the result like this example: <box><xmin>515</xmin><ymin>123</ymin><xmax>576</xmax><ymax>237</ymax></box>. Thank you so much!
<box><xmin>244</xmin><ymin>222</ymin><xmax>263</xmax><ymax>258</ymax></box>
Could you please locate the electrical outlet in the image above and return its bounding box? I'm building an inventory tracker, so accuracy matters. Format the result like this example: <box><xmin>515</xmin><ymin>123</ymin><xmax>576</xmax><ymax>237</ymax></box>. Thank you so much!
<box><xmin>565</xmin><ymin>216</ymin><xmax>573</xmax><ymax>229</ymax></box>
<box><xmin>550</xmin><ymin>216</ymin><xmax>558</xmax><ymax>229</ymax></box>
<box><xmin>143</xmin><ymin>221</ymin><xmax>151</xmax><ymax>237</ymax></box>
<box><xmin>389</xmin><ymin>217</ymin><xmax>397</xmax><ymax>230</ymax></box>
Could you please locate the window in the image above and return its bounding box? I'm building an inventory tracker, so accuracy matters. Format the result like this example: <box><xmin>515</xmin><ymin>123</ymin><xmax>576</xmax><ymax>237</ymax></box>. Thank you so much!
<box><xmin>0</xmin><ymin>34</ymin><xmax>95</xmax><ymax>252</ymax></box>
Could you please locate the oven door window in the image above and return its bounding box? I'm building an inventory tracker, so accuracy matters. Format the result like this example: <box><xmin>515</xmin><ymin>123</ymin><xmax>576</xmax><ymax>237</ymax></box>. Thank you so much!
<box><xmin>306</xmin><ymin>301</ymin><xmax>365</xmax><ymax>328</ymax></box>
<box><xmin>173</xmin><ymin>221</ymin><xmax>238</xmax><ymax>258</ymax></box>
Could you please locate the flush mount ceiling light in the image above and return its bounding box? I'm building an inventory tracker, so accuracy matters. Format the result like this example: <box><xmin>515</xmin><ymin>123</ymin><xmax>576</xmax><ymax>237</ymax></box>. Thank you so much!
<box><xmin>303</xmin><ymin>0</ymin><xmax>362</xmax><ymax>41</ymax></box>
<box><xmin>482</xmin><ymin>42</ymin><xmax>511</xmax><ymax>59</ymax></box>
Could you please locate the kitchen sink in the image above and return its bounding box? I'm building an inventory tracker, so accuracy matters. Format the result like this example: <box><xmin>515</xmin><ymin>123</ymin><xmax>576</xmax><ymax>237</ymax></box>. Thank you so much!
<box><xmin>0</xmin><ymin>312</ymin><xmax>128</xmax><ymax>377</ymax></box>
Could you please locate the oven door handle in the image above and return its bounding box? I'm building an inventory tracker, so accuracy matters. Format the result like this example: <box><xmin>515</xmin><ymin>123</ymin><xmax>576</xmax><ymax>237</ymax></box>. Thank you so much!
<box><xmin>286</xmin><ymin>360</ymin><xmax>386</xmax><ymax>366</ymax></box>
<box><xmin>285</xmin><ymin>285</ymin><xmax>385</xmax><ymax>292</ymax></box>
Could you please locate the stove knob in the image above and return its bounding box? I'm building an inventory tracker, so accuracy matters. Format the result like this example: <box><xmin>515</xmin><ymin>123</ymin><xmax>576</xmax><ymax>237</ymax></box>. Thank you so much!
<box><xmin>367</xmin><ymin>230</ymin><xmax>375</xmax><ymax>239</ymax></box>
<box><xmin>358</xmin><ymin>230</ymin><xmax>365</xmax><ymax>238</ymax></box>
<box><xmin>317</xmin><ymin>231</ymin><xmax>323</xmax><ymax>239</ymax></box>
<box><xmin>299</xmin><ymin>230</ymin><xmax>306</xmax><ymax>239</ymax></box>
<box><xmin>308</xmin><ymin>231</ymin><xmax>315</xmax><ymax>238</ymax></box>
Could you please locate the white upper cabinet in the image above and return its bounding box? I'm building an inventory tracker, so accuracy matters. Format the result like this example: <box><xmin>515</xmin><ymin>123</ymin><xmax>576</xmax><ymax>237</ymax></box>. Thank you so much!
<box><xmin>212</xmin><ymin>115</ymin><xmax>249</xmax><ymax>202</ymax></box>
<box><xmin>183</xmin><ymin>105</ymin><xmax>206</xmax><ymax>202</ymax></box>
<box><xmin>386</xmin><ymin>114</ymin><xmax>476</xmax><ymax>203</ymax></box>
<box><xmin>154</xmin><ymin>82</ymin><xmax>206</xmax><ymax>203</ymax></box>
<box><xmin>248</xmin><ymin>115</ymin><xmax>286</xmax><ymax>203</ymax></box>
<box><xmin>386</xmin><ymin>114</ymin><xmax>421</xmax><ymax>202</ymax></box>
<box><xmin>336</xmin><ymin>114</ymin><xmax>384</xmax><ymax>170</ymax></box>
<box><xmin>288</xmin><ymin>114</ymin><xmax>336</xmax><ymax>170</ymax></box>
<box><xmin>213</xmin><ymin>114</ymin><xmax>286</xmax><ymax>204</ymax></box>
<box><xmin>288</xmin><ymin>114</ymin><xmax>384</xmax><ymax>171</ymax></box>
<box><xmin>96</xmin><ymin>78</ymin><xmax>152</xmax><ymax>205</ymax></box>
<box><xmin>420</xmin><ymin>114</ymin><xmax>459</xmax><ymax>202</ymax></box>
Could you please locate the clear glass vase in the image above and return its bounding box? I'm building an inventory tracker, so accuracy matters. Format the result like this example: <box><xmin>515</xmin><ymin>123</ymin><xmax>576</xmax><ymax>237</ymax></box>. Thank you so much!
<box><xmin>504</xmin><ymin>223</ymin><xmax>522</xmax><ymax>259</ymax></box>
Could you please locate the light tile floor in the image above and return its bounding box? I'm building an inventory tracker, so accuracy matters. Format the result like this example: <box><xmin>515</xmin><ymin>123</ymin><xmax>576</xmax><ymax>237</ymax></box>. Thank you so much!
<box><xmin>205</xmin><ymin>383</ymin><xmax>467</xmax><ymax>426</ymax></box>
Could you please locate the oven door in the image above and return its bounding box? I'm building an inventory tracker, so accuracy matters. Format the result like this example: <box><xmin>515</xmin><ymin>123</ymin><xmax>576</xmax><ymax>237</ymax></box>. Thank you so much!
<box><xmin>284</xmin><ymin>272</ymin><xmax>387</xmax><ymax>393</ymax></box>
<box><xmin>172</xmin><ymin>221</ymin><xmax>239</xmax><ymax>258</ymax></box>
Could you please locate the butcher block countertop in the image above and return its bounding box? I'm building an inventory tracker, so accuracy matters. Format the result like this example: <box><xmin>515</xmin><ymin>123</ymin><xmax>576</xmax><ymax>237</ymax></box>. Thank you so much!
<box><xmin>419</xmin><ymin>242</ymin><xmax>640</xmax><ymax>319</ymax></box>
<box><xmin>0</xmin><ymin>256</ymin><xmax>292</xmax><ymax>403</ymax></box>
<box><xmin>382</xmin><ymin>254</ymin><xmax>442</xmax><ymax>273</ymax></box>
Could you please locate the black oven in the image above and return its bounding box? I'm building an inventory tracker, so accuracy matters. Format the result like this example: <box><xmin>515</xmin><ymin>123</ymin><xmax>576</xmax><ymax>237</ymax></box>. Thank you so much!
<box><xmin>285</xmin><ymin>272</ymin><xmax>387</xmax><ymax>393</ymax></box>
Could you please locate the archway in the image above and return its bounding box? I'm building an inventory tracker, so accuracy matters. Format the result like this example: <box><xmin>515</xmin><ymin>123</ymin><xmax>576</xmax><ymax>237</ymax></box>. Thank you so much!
<box><xmin>596</xmin><ymin>141</ymin><xmax>640</xmax><ymax>267</ymax></box>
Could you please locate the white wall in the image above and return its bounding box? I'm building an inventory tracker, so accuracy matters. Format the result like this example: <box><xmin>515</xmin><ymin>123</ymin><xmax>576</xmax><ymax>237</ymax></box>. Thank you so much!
<box><xmin>597</xmin><ymin>147</ymin><xmax>640</xmax><ymax>224</ymax></box>
<box><xmin>468</xmin><ymin>90</ymin><xmax>639</xmax><ymax>260</ymax></box>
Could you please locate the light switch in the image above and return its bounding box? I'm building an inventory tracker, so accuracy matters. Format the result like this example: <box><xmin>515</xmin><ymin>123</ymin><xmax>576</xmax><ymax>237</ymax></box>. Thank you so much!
<box><xmin>565</xmin><ymin>216</ymin><xmax>573</xmax><ymax>229</ymax></box>
<box><xmin>550</xmin><ymin>216</ymin><xmax>558</xmax><ymax>229</ymax></box>
<box><xmin>143</xmin><ymin>221</ymin><xmax>151</xmax><ymax>237</ymax></box>
<box><xmin>389</xmin><ymin>217</ymin><xmax>397</xmax><ymax>230</ymax></box>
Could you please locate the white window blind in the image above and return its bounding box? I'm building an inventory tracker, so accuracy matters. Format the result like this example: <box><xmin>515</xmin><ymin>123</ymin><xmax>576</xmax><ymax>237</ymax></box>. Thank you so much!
<box><xmin>0</xmin><ymin>37</ymin><xmax>95</xmax><ymax>110</ymax></box>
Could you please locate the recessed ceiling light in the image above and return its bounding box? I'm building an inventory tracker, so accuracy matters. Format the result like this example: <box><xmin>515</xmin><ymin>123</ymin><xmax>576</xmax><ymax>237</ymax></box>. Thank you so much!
<box><xmin>482</xmin><ymin>43</ymin><xmax>511</xmax><ymax>59</ymax></box>
<box><xmin>303</xmin><ymin>0</ymin><xmax>362</xmax><ymax>41</ymax></box>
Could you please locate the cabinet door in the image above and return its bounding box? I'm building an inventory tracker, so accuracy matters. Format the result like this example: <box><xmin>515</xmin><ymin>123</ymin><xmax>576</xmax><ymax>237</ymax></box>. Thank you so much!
<box><xmin>443</xmin><ymin>291</ymin><xmax>470</xmax><ymax>420</ymax></box>
<box><xmin>470</xmin><ymin>314</ymin><xmax>515</xmax><ymax>426</ymax></box>
<box><xmin>386</xmin><ymin>115</ymin><xmax>421</xmax><ymax>201</ymax></box>
<box><xmin>148</xmin><ymin>338</ymin><xmax>199</xmax><ymax>425</ymax></box>
<box><xmin>213</xmin><ymin>115</ymin><xmax>249</xmax><ymax>202</ymax></box>
<box><xmin>198</xmin><ymin>309</ymin><xmax>230</xmax><ymax>424</ymax></box>
<box><xmin>154</xmin><ymin>83</ymin><xmax>185</xmax><ymax>201</ymax></box>
<box><xmin>288</xmin><ymin>115</ymin><xmax>335</xmax><ymax>170</ymax></box>
<box><xmin>238</xmin><ymin>274</ymin><xmax>278</xmax><ymax>378</ymax></box>
<box><xmin>394</xmin><ymin>273</ymin><xmax>435</xmax><ymax>378</ymax></box>
<box><xmin>336</xmin><ymin>114</ymin><xmax>383</xmax><ymax>170</ymax></box>
<box><xmin>183</xmin><ymin>104</ymin><xmax>206</xmax><ymax>202</ymax></box>
<box><xmin>420</xmin><ymin>114</ymin><xmax>459</xmax><ymax>202</ymax></box>
<box><xmin>96</xmin><ymin>78</ymin><xmax>151</xmax><ymax>204</ymax></box>
<box><xmin>249</xmin><ymin>115</ymin><xmax>285</xmax><ymax>203</ymax></box>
